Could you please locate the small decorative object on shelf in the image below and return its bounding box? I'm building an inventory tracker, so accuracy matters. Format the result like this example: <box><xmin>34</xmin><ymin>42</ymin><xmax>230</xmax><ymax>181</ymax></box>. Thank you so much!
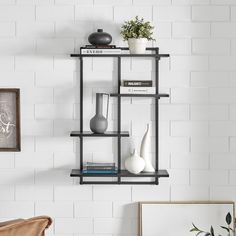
<box><xmin>84</xmin><ymin>161</ymin><xmax>116</xmax><ymax>170</ymax></box>
<box><xmin>88</xmin><ymin>29</ymin><xmax>112</xmax><ymax>46</ymax></box>
<box><xmin>81</xmin><ymin>47</ymin><xmax>121</xmax><ymax>55</ymax></box>
<box><xmin>83</xmin><ymin>162</ymin><xmax>117</xmax><ymax>174</ymax></box>
<box><xmin>125</xmin><ymin>149</ymin><xmax>145</xmax><ymax>174</ymax></box>
<box><xmin>121</xmin><ymin>16</ymin><xmax>155</xmax><ymax>54</ymax></box>
<box><xmin>140</xmin><ymin>124</ymin><xmax>155</xmax><ymax>172</ymax></box>
<box><xmin>82</xmin><ymin>169</ymin><xmax>118</xmax><ymax>174</ymax></box>
<box><xmin>84</xmin><ymin>44</ymin><xmax>117</xmax><ymax>49</ymax></box>
<box><xmin>90</xmin><ymin>93</ymin><xmax>109</xmax><ymax>134</ymax></box>
<box><xmin>120</xmin><ymin>86</ymin><xmax>156</xmax><ymax>94</ymax></box>
<box><xmin>121</xmin><ymin>79</ymin><xmax>155</xmax><ymax>94</ymax></box>
<box><xmin>123</xmin><ymin>80</ymin><xmax>152</xmax><ymax>87</ymax></box>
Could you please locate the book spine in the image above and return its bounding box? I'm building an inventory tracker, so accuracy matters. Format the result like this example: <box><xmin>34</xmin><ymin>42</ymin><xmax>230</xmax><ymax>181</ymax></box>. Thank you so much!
<box><xmin>82</xmin><ymin>170</ymin><xmax>118</xmax><ymax>174</ymax></box>
<box><xmin>120</xmin><ymin>86</ymin><xmax>156</xmax><ymax>94</ymax></box>
<box><xmin>123</xmin><ymin>80</ymin><xmax>152</xmax><ymax>87</ymax></box>
<box><xmin>84</xmin><ymin>166</ymin><xmax>116</xmax><ymax>170</ymax></box>
<box><xmin>81</xmin><ymin>49</ymin><xmax>121</xmax><ymax>54</ymax></box>
<box><xmin>85</xmin><ymin>162</ymin><xmax>115</xmax><ymax>166</ymax></box>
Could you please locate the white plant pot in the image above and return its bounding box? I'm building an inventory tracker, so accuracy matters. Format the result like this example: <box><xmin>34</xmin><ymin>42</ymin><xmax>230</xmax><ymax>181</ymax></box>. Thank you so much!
<box><xmin>125</xmin><ymin>149</ymin><xmax>145</xmax><ymax>174</ymax></box>
<box><xmin>128</xmin><ymin>38</ymin><xmax>147</xmax><ymax>54</ymax></box>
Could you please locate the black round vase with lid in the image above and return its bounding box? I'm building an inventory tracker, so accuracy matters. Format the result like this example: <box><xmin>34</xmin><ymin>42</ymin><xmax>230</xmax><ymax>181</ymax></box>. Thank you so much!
<box><xmin>88</xmin><ymin>29</ymin><xmax>112</xmax><ymax>46</ymax></box>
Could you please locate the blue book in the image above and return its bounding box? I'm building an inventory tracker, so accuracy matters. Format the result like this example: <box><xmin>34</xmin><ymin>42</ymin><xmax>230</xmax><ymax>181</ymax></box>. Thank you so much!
<box><xmin>82</xmin><ymin>169</ymin><xmax>118</xmax><ymax>174</ymax></box>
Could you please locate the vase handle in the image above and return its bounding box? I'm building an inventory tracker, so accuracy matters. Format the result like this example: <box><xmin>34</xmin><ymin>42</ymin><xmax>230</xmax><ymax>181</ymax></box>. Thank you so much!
<box><xmin>103</xmin><ymin>93</ymin><xmax>109</xmax><ymax>119</ymax></box>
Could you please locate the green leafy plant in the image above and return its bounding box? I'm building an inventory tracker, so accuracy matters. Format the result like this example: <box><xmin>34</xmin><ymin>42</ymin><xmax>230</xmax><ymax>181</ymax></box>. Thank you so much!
<box><xmin>190</xmin><ymin>212</ymin><xmax>235</xmax><ymax>236</ymax></box>
<box><xmin>120</xmin><ymin>16</ymin><xmax>155</xmax><ymax>41</ymax></box>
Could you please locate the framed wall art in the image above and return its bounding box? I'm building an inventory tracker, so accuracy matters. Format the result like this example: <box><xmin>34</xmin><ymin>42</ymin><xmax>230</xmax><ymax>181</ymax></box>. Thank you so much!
<box><xmin>0</xmin><ymin>89</ymin><xmax>20</xmax><ymax>151</ymax></box>
<box><xmin>139</xmin><ymin>201</ymin><xmax>235</xmax><ymax>236</ymax></box>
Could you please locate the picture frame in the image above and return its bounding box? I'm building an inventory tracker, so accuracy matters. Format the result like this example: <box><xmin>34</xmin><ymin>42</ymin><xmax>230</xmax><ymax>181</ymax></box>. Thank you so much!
<box><xmin>139</xmin><ymin>201</ymin><xmax>235</xmax><ymax>236</ymax></box>
<box><xmin>0</xmin><ymin>88</ymin><xmax>21</xmax><ymax>152</ymax></box>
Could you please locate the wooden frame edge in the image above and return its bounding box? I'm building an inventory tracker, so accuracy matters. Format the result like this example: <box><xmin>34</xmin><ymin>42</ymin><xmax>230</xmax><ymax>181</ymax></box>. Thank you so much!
<box><xmin>0</xmin><ymin>88</ymin><xmax>21</xmax><ymax>152</ymax></box>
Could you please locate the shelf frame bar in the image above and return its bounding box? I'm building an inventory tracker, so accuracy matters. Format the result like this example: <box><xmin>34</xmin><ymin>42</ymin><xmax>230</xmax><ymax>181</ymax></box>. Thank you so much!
<box><xmin>80</xmin><ymin>181</ymin><xmax>158</xmax><ymax>185</ymax></box>
<box><xmin>71</xmin><ymin>47</ymin><xmax>170</xmax><ymax>58</ymax></box>
<box><xmin>79</xmin><ymin>56</ymin><xmax>83</xmax><ymax>184</ymax></box>
<box><xmin>155</xmin><ymin>48</ymin><xmax>159</xmax><ymax>185</ymax></box>
<box><xmin>70</xmin><ymin>169</ymin><xmax>169</xmax><ymax>178</ymax></box>
<box><xmin>110</xmin><ymin>93</ymin><xmax>169</xmax><ymax>98</ymax></box>
<box><xmin>70</xmin><ymin>131</ymin><xmax>129</xmax><ymax>137</ymax></box>
<box><xmin>71</xmin><ymin>54</ymin><xmax>169</xmax><ymax>58</ymax></box>
<box><xmin>117</xmin><ymin>56</ymin><xmax>121</xmax><ymax>184</ymax></box>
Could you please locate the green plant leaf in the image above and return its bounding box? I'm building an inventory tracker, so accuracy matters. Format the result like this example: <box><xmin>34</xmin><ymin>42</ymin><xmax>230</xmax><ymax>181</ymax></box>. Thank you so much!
<box><xmin>196</xmin><ymin>231</ymin><xmax>204</xmax><ymax>236</ymax></box>
<box><xmin>226</xmin><ymin>212</ymin><xmax>232</xmax><ymax>225</ymax></box>
<box><xmin>210</xmin><ymin>226</ymin><xmax>214</xmax><ymax>236</ymax></box>
<box><xmin>220</xmin><ymin>226</ymin><xmax>230</xmax><ymax>232</ymax></box>
<box><xmin>192</xmin><ymin>223</ymin><xmax>200</xmax><ymax>231</ymax></box>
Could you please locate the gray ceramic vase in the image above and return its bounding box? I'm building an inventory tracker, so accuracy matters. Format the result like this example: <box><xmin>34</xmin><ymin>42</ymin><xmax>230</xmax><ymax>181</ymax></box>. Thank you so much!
<box><xmin>90</xmin><ymin>93</ymin><xmax>109</xmax><ymax>134</ymax></box>
<box><xmin>88</xmin><ymin>29</ymin><xmax>112</xmax><ymax>46</ymax></box>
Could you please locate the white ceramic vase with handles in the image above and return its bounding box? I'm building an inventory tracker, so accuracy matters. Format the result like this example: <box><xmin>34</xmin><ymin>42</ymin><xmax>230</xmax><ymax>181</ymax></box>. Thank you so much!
<box><xmin>128</xmin><ymin>38</ymin><xmax>147</xmax><ymax>54</ymax></box>
<box><xmin>125</xmin><ymin>149</ymin><xmax>145</xmax><ymax>174</ymax></box>
<box><xmin>140</xmin><ymin>124</ymin><xmax>155</xmax><ymax>172</ymax></box>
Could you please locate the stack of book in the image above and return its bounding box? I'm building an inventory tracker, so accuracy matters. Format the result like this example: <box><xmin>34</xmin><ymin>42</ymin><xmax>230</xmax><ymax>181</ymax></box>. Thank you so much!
<box><xmin>81</xmin><ymin>45</ymin><xmax>121</xmax><ymax>55</ymax></box>
<box><xmin>120</xmin><ymin>80</ymin><xmax>156</xmax><ymax>94</ymax></box>
<box><xmin>82</xmin><ymin>162</ymin><xmax>118</xmax><ymax>174</ymax></box>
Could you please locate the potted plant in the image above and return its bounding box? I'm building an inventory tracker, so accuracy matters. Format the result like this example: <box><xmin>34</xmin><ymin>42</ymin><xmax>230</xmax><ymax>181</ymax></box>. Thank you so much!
<box><xmin>120</xmin><ymin>16</ymin><xmax>155</xmax><ymax>54</ymax></box>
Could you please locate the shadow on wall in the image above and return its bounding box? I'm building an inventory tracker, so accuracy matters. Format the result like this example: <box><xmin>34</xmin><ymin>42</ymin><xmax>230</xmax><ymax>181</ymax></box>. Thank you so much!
<box><xmin>18</xmin><ymin>19</ymin><xmax>126</xmax><ymax>134</ymax></box>
<box><xmin>117</xmin><ymin>202</ymin><xmax>139</xmax><ymax>235</ymax></box>
<box><xmin>15</xmin><ymin>19</ymin><xmax>135</xmax><ymax>207</ymax></box>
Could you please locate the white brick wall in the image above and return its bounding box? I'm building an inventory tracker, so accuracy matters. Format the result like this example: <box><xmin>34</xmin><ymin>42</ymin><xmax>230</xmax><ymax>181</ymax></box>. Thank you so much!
<box><xmin>36</xmin><ymin>6</ymin><xmax>74</xmax><ymax>21</ymax></box>
<box><xmin>0</xmin><ymin>22</ymin><xmax>15</xmax><ymax>37</ymax></box>
<box><xmin>192</xmin><ymin>6</ymin><xmax>230</xmax><ymax>21</ymax></box>
<box><xmin>75</xmin><ymin>202</ymin><xmax>112</xmax><ymax>217</ymax></box>
<box><xmin>154</xmin><ymin>6</ymin><xmax>191</xmax><ymax>21</ymax></box>
<box><xmin>0</xmin><ymin>6</ymin><xmax>35</xmax><ymax>21</ymax></box>
<box><xmin>0</xmin><ymin>1</ymin><xmax>234</xmax><ymax>236</ymax></box>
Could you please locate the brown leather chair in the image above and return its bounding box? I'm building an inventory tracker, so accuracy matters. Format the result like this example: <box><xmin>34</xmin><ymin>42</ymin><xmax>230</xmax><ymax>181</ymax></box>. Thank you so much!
<box><xmin>0</xmin><ymin>216</ymin><xmax>52</xmax><ymax>236</ymax></box>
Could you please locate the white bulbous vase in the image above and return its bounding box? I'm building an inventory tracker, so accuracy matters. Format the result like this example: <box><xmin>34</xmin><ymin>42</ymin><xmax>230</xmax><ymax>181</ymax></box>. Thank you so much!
<box><xmin>140</xmin><ymin>124</ymin><xmax>155</xmax><ymax>172</ymax></box>
<box><xmin>128</xmin><ymin>38</ymin><xmax>147</xmax><ymax>54</ymax></box>
<box><xmin>125</xmin><ymin>149</ymin><xmax>145</xmax><ymax>174</ymax></box>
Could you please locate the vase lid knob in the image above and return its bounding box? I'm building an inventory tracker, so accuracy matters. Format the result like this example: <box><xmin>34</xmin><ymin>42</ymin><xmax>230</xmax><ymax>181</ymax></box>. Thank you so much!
<box><xmin>97</xmin><ymin>29</ymin><xmax>103</xmax><ymax>32</ymax></box>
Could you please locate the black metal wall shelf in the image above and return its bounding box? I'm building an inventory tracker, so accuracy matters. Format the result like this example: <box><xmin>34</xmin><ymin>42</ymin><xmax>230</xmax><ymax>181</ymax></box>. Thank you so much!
<box><xmin>70</xmin><ymin>47</ymin><xmax>170</xmax><ymax>185</ymax></box>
